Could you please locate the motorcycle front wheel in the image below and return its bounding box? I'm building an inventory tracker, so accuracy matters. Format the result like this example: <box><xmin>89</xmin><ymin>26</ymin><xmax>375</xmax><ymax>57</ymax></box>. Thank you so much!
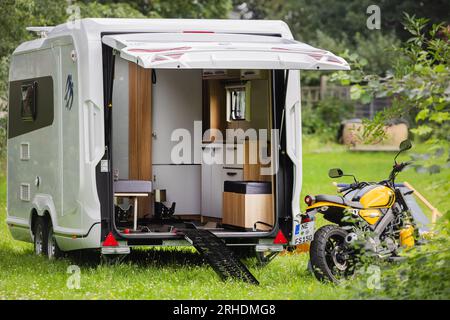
<box><xmin>310</xmin><ymin>224</ymin><xmax>354</xmax><ymax>283</ymax></box>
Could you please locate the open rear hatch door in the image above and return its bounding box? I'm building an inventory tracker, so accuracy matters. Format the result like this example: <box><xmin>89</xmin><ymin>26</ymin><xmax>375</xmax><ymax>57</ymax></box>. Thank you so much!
<box><xmin>102</xmin><ymin>33</ymin><xmax>349</xmax><ymax>70</ymax></box>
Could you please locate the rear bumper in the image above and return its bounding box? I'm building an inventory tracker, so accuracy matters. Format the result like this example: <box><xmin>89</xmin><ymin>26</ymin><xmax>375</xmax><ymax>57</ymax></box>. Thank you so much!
<box><xmin>101</xmin><ymin>246</ymin><xmax>131</xmax><ymax>255</ymax></box>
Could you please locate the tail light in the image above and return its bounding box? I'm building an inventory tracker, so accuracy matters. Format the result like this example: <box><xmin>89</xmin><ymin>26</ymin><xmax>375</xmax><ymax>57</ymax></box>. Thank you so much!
<box><xmin>273</xmin><ymin>230</ymin><xmax>288</xmax><ymax>244</ymax></box>
<box><xmin>102</xmin><ymin>232</ymin><xmax>119</xmax><ymax>247</ymax></box>
<box><xmin>304</xmin><ymin>195</ymin><xmax>315</xmax><ymax>206</ymax></box>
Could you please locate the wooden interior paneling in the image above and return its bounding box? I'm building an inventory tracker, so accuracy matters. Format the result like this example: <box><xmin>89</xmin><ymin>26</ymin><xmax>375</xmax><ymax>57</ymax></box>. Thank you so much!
<box><xmin>243</xmin><ymin>140</ymin><xmax>272</xmax><ymax>181</ymax></box>
<box><xmin>209</xmin><ymin>80</ymin><xmax>226</xmax><ymax>134</ymax></box>
<box><xmin>202</xmin><ymin>79</ymin><xmax>226</xmax><ymax>142</ymax></box>
<box><xmin>129</xmin><ymin>63</ymin><xmax>152</xmax><ymax>218</ymax></box>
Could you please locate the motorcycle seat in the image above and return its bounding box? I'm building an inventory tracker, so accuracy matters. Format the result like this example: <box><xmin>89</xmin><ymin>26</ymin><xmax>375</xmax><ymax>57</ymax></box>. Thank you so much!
<box><xmin>316</xmin><ymin>194</ymin><xmax>364</xmax><ymax>209</ymax></box>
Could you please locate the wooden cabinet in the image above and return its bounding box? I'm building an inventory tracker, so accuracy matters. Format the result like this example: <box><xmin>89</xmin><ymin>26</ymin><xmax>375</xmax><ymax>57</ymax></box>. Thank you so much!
<box><xmin>223</xmin><ymin>192</ymin><xmax>273</xmax><ymax>230</ymax></box>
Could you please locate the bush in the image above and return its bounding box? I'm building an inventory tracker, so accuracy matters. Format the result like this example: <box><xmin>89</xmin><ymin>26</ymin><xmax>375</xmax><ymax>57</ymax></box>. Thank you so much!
<box><xmin>347</xmin><ymin>213</ymin><xmax>450</xmax><ymax>300</ymax></box>
<box><xmin>0</xmin><ymin>56</ymin><xmax>7</xmax><ymax>169</ymax></box>
<box><xmin>302</xmin><ymin>97</ymin><xmax>354</xmax><ymax>141</ymax></box>
<box><xmin>0</xmin><ymin>116</ymin><xmax>5</xmax><ymax>163</ymax></box>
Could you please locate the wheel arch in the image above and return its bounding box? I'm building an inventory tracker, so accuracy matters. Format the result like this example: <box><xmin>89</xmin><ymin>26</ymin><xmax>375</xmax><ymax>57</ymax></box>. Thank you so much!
<box><xmin>29</xmin><ymin>194</ymin><xmax>57</xmax><ymax>235</ymax></box>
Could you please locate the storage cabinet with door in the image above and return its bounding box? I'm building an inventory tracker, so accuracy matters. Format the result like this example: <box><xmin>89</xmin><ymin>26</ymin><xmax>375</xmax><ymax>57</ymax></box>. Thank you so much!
<box><xmin>201</xmin><ymin>143</ymin><xmax>243</xmax><ymax>219</ymax></box>
<box><xmin>201</xmin><ymin>144</ymin><xmax>223</xmax><ymax>219</ymax></box>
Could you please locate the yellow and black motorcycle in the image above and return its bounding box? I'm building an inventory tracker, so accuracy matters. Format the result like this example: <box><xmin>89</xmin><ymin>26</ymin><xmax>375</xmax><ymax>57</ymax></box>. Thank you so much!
<box><xmin>304</xmin><ymin>140</ymin><xmax>417</xmax><ymax>282</ymax></box>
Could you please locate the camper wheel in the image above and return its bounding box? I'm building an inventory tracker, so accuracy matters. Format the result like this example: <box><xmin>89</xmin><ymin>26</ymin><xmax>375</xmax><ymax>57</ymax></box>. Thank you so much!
<box><xmin>46</xmin><ymin>222</ymin><xmax>63</xmax><ymax>260</ymax></box>
<box><xmin>33</xmin><ymin>216</ymin><xmax>47</xmax><ymax>256</ymax></box>
<box><xmin>33</xmin><ymin>217</ymin><xmax>47</xmax><ymax>256</ymax></box>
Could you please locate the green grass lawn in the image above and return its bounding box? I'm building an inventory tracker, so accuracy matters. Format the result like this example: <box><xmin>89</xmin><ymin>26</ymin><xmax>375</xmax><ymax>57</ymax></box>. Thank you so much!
<box><xmin>0</xmin><ymin>139</ymin><xmax>448</xmax><ymax>300</ymax></box>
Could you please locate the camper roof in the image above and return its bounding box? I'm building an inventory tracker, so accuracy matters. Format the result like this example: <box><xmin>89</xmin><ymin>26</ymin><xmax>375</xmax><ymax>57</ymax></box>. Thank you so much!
<box><xmin>52</xmin><ymin>18</ymin><xmax>293</xmax><ymax>37</ymax></box>
<box><xmin>15</xmin><ymin>18</ymin><xmax>294</xmax><ymax>55</ymax></box>
<box><xmin>15</xmin><ymin>19</ymin><xmax>349</xmax><ymax>70</ymax></box>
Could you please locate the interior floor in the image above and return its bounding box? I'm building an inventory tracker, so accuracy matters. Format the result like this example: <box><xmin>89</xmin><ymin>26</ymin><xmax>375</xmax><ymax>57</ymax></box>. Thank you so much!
<box><xmin>115</xmin><ymin>216</ymin><xmax>270</xmax><ymax>234</ymax></box>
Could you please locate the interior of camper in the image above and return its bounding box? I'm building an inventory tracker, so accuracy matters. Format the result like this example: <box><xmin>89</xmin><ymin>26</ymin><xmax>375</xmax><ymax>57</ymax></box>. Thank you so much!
<box><xmin>111</xmin><ymin>57</ymin><xmax>276</xmax><ymax>235</ymax></box>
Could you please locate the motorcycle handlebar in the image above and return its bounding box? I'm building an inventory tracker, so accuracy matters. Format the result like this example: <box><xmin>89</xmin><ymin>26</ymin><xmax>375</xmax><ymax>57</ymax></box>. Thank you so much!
<box><xmin>338</xmin><ymin>183</ymin><xmax>358</xmax><ymax>193</ymax></box>
<box><xmin>394</xmin><ymin>161</ymin><xmax>412</xmax><ymax>172</ymax></box>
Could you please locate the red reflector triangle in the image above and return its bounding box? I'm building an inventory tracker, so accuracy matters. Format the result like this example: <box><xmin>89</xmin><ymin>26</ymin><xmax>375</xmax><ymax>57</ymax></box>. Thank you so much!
<box><xmin>274</xmin><ymin>230</ymin><xmax>288</xmax><ymax>244</ymax></box>
<box><xmin>103</xmin><ymin>232</ymin><xmax>119</xmax><ymax>247</ymax></box>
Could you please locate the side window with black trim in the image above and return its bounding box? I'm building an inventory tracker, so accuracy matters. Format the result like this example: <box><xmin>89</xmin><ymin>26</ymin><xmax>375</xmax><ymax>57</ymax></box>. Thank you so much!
<box><xmin>21</xmin><ymin>81</ymin><xmax>37</xmax><ymax>121</ymax></box>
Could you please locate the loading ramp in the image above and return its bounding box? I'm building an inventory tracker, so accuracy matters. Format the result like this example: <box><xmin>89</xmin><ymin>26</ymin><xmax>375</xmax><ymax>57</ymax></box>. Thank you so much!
<box><xmin>177</xmin><ymin>228</ymin><xmax>259</xmax><ymax>285</ymax></box>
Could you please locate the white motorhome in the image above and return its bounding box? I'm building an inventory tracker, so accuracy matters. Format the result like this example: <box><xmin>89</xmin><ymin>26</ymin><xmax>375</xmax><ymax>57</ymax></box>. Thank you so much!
<box><xmin>7</xmin><ymin>19</ymin><xmax>349</xmax><ymax>262</ymax></box>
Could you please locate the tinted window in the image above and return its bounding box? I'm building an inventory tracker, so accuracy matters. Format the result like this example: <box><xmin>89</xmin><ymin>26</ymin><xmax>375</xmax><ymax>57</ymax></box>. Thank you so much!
<box><xmin>21</xmin><ymin>82</ymin><xmax>37</xmax><ymax>121</ymax></box>
<box><xmin>8</xmin><ymin>76</ymin><xmax>53</xmax><ymax>139</ymax></box>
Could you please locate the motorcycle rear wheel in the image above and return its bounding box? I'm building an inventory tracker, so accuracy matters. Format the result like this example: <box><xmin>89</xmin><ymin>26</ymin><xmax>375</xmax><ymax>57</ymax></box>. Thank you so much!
<box><xmin>310</xmin><ymin>224</ymin><xmax>354</xmax><ymax>283</ymax></box>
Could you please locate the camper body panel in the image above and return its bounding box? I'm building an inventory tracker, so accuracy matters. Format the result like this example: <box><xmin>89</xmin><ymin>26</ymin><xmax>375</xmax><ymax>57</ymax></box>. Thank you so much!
<box><xmin>7</xmin><ymin>35</ymin><xmax>103</xmax><ymax>250</ymax></box>
<box><xmin>284</xmin><ymin>70</ymin><xmax>303</xmax><ymax>245</ymax></box>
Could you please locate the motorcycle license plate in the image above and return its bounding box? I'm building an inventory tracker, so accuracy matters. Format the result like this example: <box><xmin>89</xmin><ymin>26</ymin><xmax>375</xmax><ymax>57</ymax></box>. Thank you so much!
<box><xmin>295</xmin><ymin>221</ymin><xmax>315</xmax><ymax>244</ymax></box>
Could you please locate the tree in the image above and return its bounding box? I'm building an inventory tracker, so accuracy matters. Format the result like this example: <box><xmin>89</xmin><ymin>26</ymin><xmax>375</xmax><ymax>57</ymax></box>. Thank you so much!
<box><xmin>79</xmin><ymin>0</ymin><xmax>232</xmax><ymax>19</ymax></box>
<box><xmin>331</xmin><ymin>15</ymin><xmax>450</xmax><ymax>173</ymax></box>
<box><xmin>233</xmin><ymin>0</ymin><xmax>450</xmax><ymax>43</ymax></box>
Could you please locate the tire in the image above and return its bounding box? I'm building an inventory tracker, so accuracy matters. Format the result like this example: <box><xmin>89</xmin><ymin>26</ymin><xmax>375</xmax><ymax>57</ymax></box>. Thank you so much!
<box><xmin>310</xmin><ymin>224</ymin><xmax>353</xmax><ymax>283</ymax></box>
<box><xmin>47</xmin><ymin>222</ymin><xmax>63</xmax><ymax>260</ymax></box>
<box><xmin>33</xmin><ymin>217</ymin><xmax>48</xmax><ymax>256</ymax></box>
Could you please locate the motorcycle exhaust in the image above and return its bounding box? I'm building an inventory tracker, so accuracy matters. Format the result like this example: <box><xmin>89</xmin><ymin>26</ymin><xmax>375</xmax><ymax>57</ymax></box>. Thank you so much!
<box><xmin>345</xmin><ymin>233</ymin><xmax>358</xmax><ymax>245</ymax></box>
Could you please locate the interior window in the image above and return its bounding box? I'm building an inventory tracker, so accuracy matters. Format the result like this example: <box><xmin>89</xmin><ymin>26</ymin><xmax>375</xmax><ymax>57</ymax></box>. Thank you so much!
<box><xmin>226</xmin><ymin>83</ymin><xmax>251</xmax><ymax>121</ymax></box>
<box><xmin>21</xmin><ymin>82</ymin><xmax>37</xmax><ymax>121</ymax></box>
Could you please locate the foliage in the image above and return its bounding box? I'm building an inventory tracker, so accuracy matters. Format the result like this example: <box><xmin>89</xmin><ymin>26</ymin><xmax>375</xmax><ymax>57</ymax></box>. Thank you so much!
<box><xmin>0</xmin><ymin>56</ymin><xmax>8</xmax><ymax>163</ymax></box>
<box><xmin>78</xmin><ymin>2</ymin><xmax>146</xmax><ymax>19</ymax></box>
<box><xmin>145</xmin><ymin>0</ymin><xmax>232</xmax><ymax>19</ymax></box>
<box><xmin>347</xmin><ymin>215</ymin><xmax>450</xmax><ymax>299</ymax></box>
<box><xmin>232</xmin><ymin>0</ymin><xmax>284</xmax><ymax>20</ymax></box>
<box><xmin>79</xmin><ymin>0</ymin><xmax>232</xmax><ymax>19</ymax></box>
<box><xmin>352</xmin><ymin>32</ymin><xmax>401</xmax><ymax>75</ymax></box>
<box><xmin>302</xmin><ymin>97</ymin><xmax>354</xmax><ymax>141</ymax></box>
<box><xmin>331</xmin><ymin>15</ymin><xmax>450</xmax><ymax>173</ymax></box>
<box><xmin>303</xmin><ymin>30</ymin><xmax>401</xmax><ymax>85</ymax></box>
<box><xmin>233</xmin><ymin>0</ymin><xmax>450</xmax><ymax>43</ymax></box>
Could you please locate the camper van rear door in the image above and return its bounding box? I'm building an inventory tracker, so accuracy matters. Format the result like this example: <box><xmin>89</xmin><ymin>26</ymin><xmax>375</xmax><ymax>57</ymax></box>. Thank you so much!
<box><xmin>102</xmin><ymin>33</ymin><xmax>349</xmax><ymax>71</ymax></box>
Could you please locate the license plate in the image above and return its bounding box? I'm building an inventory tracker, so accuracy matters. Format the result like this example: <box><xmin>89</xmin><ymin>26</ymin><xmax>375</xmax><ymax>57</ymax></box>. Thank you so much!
<box><xmin>295</xmin><ymin>221</ymin><xmax>315</xmax><ymax>245</ymax></box>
